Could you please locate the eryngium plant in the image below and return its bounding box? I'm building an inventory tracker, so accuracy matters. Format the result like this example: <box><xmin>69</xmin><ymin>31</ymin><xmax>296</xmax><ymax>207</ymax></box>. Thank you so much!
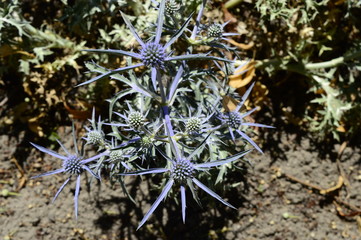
<box><xmin>31</xmin><ymin>0</ymin><xmax>273</xmax><ymax>229</ymax></box>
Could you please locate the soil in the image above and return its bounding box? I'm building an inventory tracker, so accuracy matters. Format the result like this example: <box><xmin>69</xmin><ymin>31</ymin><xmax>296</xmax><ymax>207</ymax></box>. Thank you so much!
<box><xmin>1</xmin><ymin>125</ymin><xmax>361</xmax><ymax>240</ymax></box>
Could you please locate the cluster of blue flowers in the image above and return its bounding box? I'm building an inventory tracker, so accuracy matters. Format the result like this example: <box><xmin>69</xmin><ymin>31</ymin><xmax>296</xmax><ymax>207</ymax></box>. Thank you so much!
<box><xmin>31</xmin><ymin>0</ymin><xmax>273</xmax><ymax>229</ymax></box>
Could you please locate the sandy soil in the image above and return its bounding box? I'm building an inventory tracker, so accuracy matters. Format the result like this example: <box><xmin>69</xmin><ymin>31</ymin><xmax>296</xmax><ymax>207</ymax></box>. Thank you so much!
<box><xmin>1</xmin><ymin>126</ymin><xmax>361</xmax><ymax>240</ymax></box>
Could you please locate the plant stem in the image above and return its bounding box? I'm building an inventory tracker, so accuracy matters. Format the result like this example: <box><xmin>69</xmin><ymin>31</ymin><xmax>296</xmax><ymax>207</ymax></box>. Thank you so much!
<box><xmin>157</xmin><ymin>70</ymin><xmax>181</xmax><ymax>158</ymax></box>
<box><xmin>305</xmin><ymin>50</ymin><xmax>361</xmax><ymax>69</ymax></box>
<box><xmin>225</xmin><ymin>0</ymin><xmax>244</xmax><ymax>9</ymax></box>
<box><xmin>255</xmin><ymin>50</ymin><xmax>361</xmax><ymax>74</ymax></box>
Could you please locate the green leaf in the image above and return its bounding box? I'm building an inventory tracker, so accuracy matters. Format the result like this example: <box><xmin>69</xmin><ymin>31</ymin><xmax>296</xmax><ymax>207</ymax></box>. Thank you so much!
<box><xmin>19</xmin><ymin>59</ymin><xmax>30</xmax><ymax>74</ymax></box>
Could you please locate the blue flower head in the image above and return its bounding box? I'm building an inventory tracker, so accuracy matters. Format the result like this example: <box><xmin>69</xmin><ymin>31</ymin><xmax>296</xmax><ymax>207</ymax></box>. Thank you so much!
<box><xmin>79</xmin><ymin>0</ymin><xmax>232</xmax><ymax>90</ymax></box>
<box><xmin>170</xmin><ymin>158</ymin><xmax>195</xmax><ymax>182</ymax></box>
<box><xmin>31</xmin><ymin>126</ymin><xmax>107</xmax><ymax>219</ymax></box>
<box><xmin>224</xmin><ymin>111</ymin><xmax>243</xmax><ymax>129</ymax></box>
<box><xmin>110</xmin><ymin>101</ymin><xmax>149</xmax><ymax>132</ymax></box>
<box><xmin>62</xmin><ymin>155</ymin><xmax>83</xmax><ymax>175</ymax></box>
<box><xmin>121</xmin><ymin>136</ymin><xmax>252</xmax><ymax>229</ymax></box>
<box><xmin>140</xmin><ymin>42</ymin><xmax>167</xmax><ymax>69</ymax></box>
<box><xmin>221</xmin><ymin>82</ymin><xmax>275</xmax><ymax>153</ymax></box>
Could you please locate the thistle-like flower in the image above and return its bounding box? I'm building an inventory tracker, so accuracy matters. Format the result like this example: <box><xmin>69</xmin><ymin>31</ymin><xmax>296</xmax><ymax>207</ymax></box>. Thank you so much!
<box><xmin>109</xmin><ymin>149</ymin><xmax>124</xmax><ymax>163</ymax></box>
<box><xmin>80</xmin><ymin>0</ymin><xmax>232</xmax><ymax>90</ymax></box>
<box><xmin>86</xmin><ymin>130</ymin><xmax>103</xmax><ymax>145</ymax></box>
<box><xmin>110</xmin><ymin>101</ymin><xmax>148</xmax><ymax>132</ymax></box>
<box><xmin>207</xmin><ymin>23</ymin><xmax>223</xmax><ymax>39</ymax></box>
<box><xmin>177</xmin><ymin>105</ymin><xmax>215</xmax><ymax>136</ymax></box>
<box><xmin>121</xmin><ymin>140</ymin><xmax>251</xmax><ymax>229</ymax></box>
<box><xmin>135</xmin><ymin>118</ymin><xmax>165</xmax><ymax>162</ymax></box>
<box><xmin>165</xmin><ymin>0</ymin><xmax>180</xmax><ymax>16</ymax></box>
<box><xmin>221</xmin><ymin>82</ymin><xmax>274</xmax><ymax>153</ymax></box>
<box><xmin>225</xmin><ymin>111</ymin><xmax>242</xmax><ymax>129</ymax></box>
<box><xmin>28</xmin><ymin>0</ymin><xmax>274</xmax><ymax>229</ymax></box>
<box><xmin>30</xmin><ymin>127</ymin><xmax>108</xmax><ymax>218</ymax></box>
<box><xmin>108</xmin><ymin>148</ymin><xmax>133</xmax><ymax>172</ymax></box>
<box><xmin>140</xmin><ymin>135</ymin><xmax>154</xmax><ymax>149</ymax></box>
<box><xmin>128</xmin><ymin>111</ymin><xmax>145</xmax><ymax>130</ymax></box>
<box><xmin>206</xmin><ymin>21</ymin><xmax>239</xmax><ymax>41</ymax></box>
<box><xmin>83</xmin><ymin>108</ymin><xmax>105</xmax><ymax>148</ymax></box>
<box><xmin>170</xmin><ymin>158</ymin><xmax>195</xmax><ymax>182</ymax></box>
<box><xmin>106</xmin><ymin>137</ymin><xmax>138</xmax><ymax>172</ymax></box>
<box><xmin>62</xmin><ymin>155</ymin><xmax>83</xmax><ymax>175</ymax></box>
<box><xmin>185</xmin><ymin>117</ymin><xmax>202</xmax><ymax>134</ymax></box>
<box><xmin>140</xmin><ymin>42</ymin><xmax>167</xmax><ymax>69</ymax></box>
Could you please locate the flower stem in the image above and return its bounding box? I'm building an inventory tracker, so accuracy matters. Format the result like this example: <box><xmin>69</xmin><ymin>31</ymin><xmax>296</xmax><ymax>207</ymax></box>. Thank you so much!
<box><xmin>157</xmin><ymin>70</ymin><xmax>181</xmax><ymax>158</ymax></box>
